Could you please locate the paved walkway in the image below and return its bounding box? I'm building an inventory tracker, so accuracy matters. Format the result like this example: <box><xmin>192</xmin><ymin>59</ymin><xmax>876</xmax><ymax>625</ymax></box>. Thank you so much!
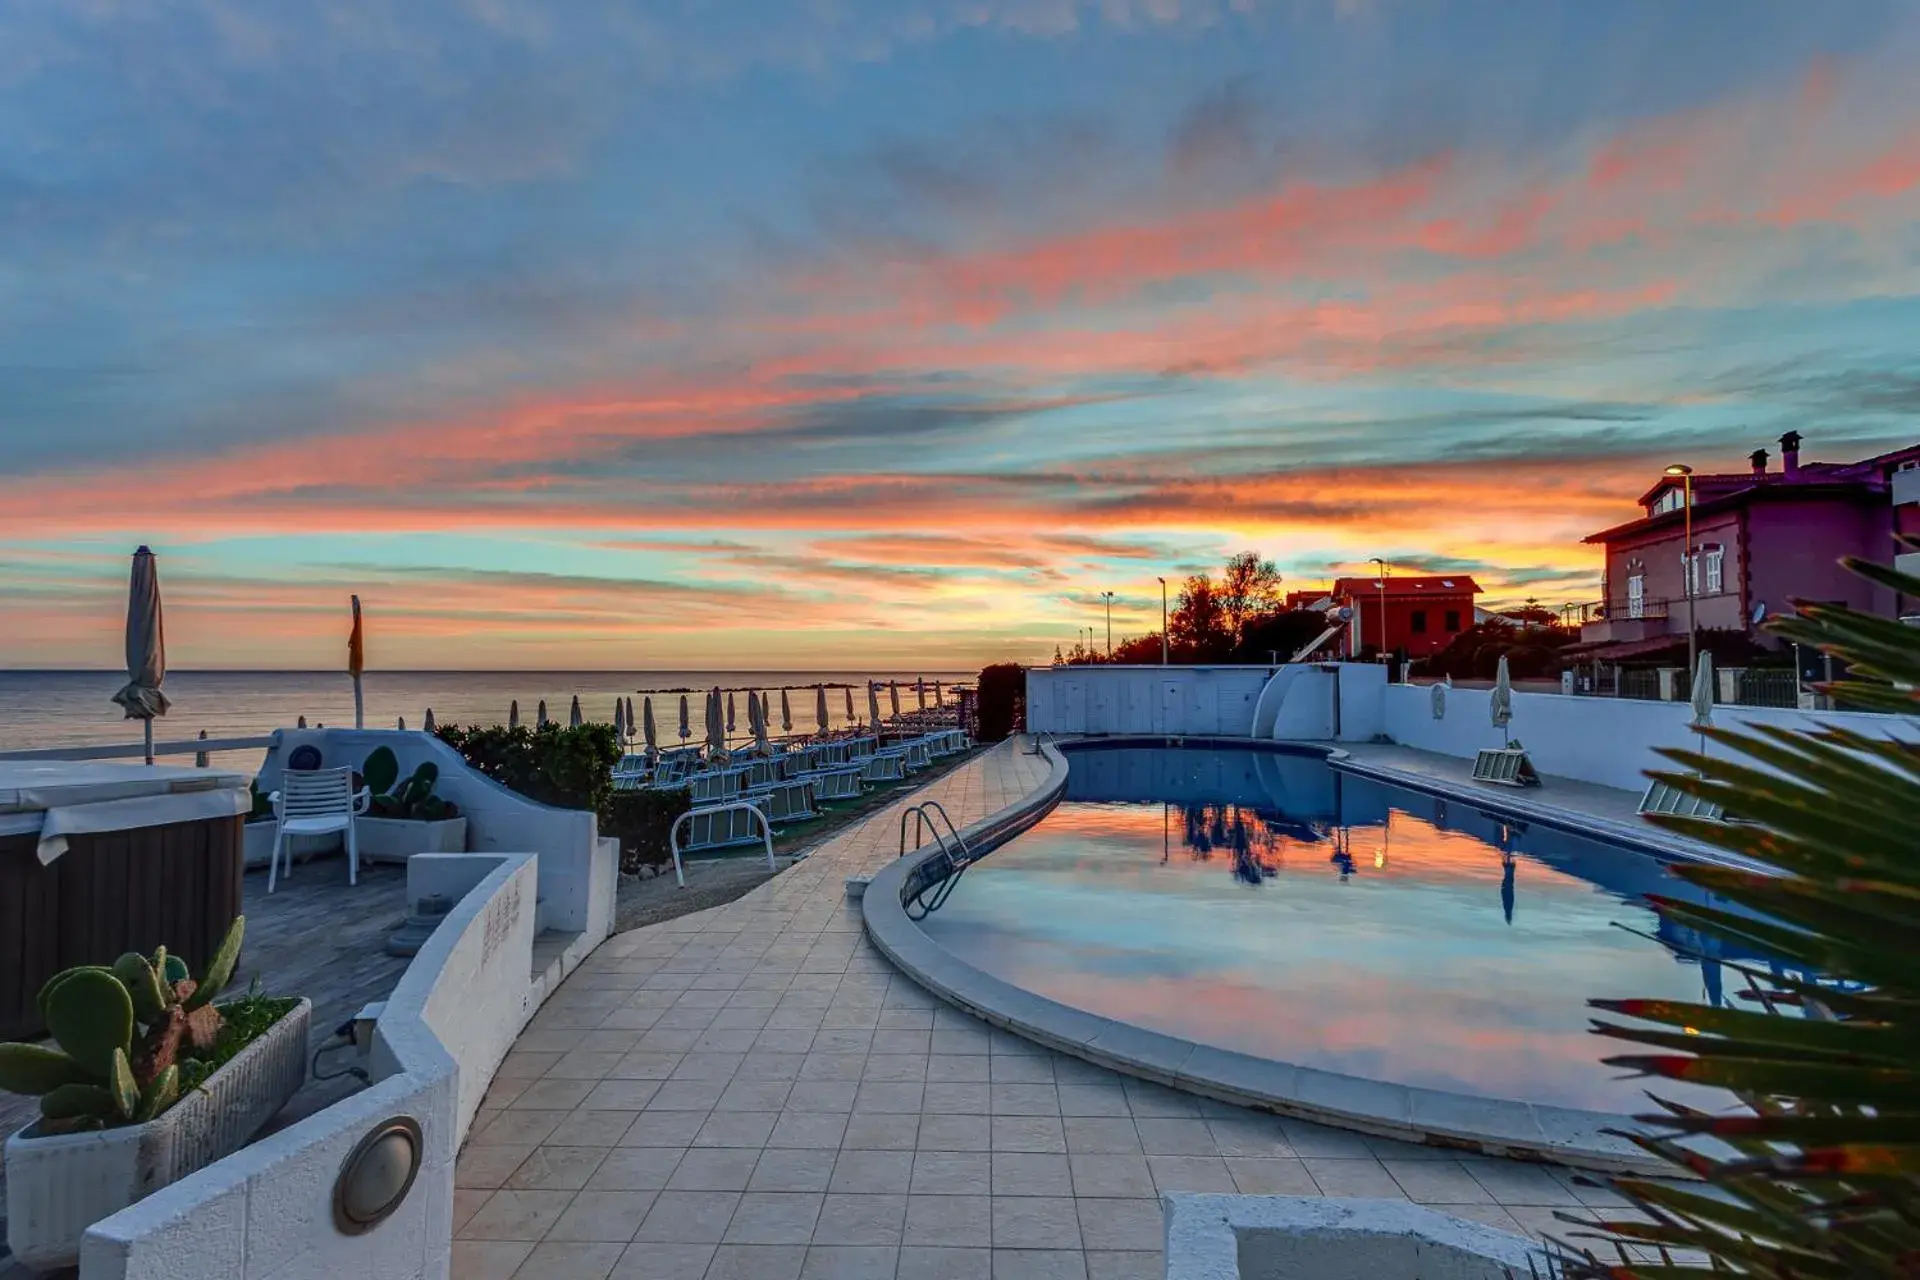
<box><xmin>454</xmin><ymin>740</ymin><xmax>1632</xmax><ymax>1280</ymax></box>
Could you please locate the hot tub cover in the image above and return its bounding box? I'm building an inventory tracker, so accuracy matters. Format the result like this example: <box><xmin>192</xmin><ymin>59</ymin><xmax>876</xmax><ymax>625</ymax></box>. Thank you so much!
<box><xmin>0</xmin><ymin>761</ymin><xmax>251</xmax><ymax>865</ymax></box>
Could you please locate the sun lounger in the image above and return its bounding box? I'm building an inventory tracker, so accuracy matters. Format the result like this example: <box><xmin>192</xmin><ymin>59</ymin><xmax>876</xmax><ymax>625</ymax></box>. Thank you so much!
<box><xmin>675</xmin><ymin>801</ymin><xmax>772</xmax><ymax>853</ymax></box>
<box><xmin>802</xmin><ymin>765</ymin><xmax>865</xmax><ymax>802</ymax></box>
<box><xmin>688</xmin><ymin>768</ymin><xmax>748</xmax><ymax>804</ymax></box>
<box><xmin>862</xmin><ymin>753</ymin><xmax>906</xmax><ymax>784</ymax></box>
<box><xmin>746</xmin><ymin>779</ymin><xmax>817</xmax><ymax>823</ymax></box>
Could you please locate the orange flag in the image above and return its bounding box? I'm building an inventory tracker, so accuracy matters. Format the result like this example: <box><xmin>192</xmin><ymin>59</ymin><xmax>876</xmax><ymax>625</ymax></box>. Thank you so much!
<box><xmin>347</xmin><ymin>595</ymin><xmax>365</xmax><ymax>677</ymax></box>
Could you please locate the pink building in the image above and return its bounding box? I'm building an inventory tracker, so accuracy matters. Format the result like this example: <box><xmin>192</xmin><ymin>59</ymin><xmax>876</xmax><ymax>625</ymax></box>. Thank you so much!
<box><xmin>1578</xmin><ymin>431</ymin><xmax>1920</xmax><ymax>661</ymax></box>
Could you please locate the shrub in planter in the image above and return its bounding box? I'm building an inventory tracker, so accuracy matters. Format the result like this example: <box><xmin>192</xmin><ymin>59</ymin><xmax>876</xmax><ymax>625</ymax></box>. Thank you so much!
<box><xmin>0</xmin><ymin>918</ymin><xmax>252</xmax><ymax>1132</ymax></box>
<box><xmin>435</xmin><ymin>721</ymin><xmax>620</xmax><ymax>819</ymax></box>
<box><xmin>360</xmin><ymin>746</ymin><xmax>459</xmax><ymax>822</ymax></box>
<box><xmin>1</xmin><ymin>917</ymin><xmax>309</xmax><ymax>1269</ymax></box>
<box><xmin>606</xmin><ymin>786</ymin><xmax>693</xmax><ymax>874</ymax></box>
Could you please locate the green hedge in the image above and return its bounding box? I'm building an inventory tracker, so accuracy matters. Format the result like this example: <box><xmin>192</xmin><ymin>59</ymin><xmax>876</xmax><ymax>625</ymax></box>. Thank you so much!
<box><xmin>433</xmin><ymin>723</ymin><xmax>697</xmax><ymax>874</ymax></box>
<box><xmin>975</xmin><ymin>663</ymin><xmax>1026</xmax><ymax>740</ymax></box>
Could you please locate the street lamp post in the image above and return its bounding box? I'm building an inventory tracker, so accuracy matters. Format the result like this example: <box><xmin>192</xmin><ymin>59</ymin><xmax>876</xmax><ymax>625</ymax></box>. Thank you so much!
<box><xmin>1157</xmin><ymin>577</ymin><xmax>1168</xmax><ymax>664</ymax></box>
<box><xmin>1367</xmin><ymin>557</ymin><xmax>1388</xmax><ymax>662</ymax></box>
<box><xmin>1100</xmin><ymin>590</ymin><xmax>1115</xmax><ymax>659</ymax></box>
<box><xmin>1664</xmin><ymin>464</ymin><xmax>1697</xmax><ymax>676</ymax></box>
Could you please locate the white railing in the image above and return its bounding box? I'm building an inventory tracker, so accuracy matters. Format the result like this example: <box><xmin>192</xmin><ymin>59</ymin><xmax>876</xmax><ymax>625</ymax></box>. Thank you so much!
<box><xmin>0</xmin><ymin>734</ymin><xmax>276</xmax><ymax>764</ymax></box>
<box><xmin>669</xmin><ymin>801</ymin><xmax>775</xmax><ymax>888</ymax></box>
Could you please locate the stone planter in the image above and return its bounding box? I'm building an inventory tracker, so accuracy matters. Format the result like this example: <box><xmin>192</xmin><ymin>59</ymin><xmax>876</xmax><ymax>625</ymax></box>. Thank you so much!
<box><xmin>4</xmin><ymin>998</ymin><xmax>311</xmax><ymax>1272</ymax></box>
<box><xmin>1163</xmin><ymin>1194</ymin><xmax>1547</xmax><ymax>1280</ymax></box>
<box><xmin>354</xmin><ymin>815</ymin><xmax>468</xmax><ymax>862</ymax></box>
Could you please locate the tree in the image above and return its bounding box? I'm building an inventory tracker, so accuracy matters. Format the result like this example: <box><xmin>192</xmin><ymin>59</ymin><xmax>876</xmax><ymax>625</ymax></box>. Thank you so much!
<box><xmin>1217</xmin><ymin>551</ymin><xmax>1283</xmax><ymax>644</ymax></box>
<box><xmin>1232</xmin><ymin>610</ymin><xmax>1333</xmax><ymax>663</ymax></box>
<box><xmin>1562</xmin><ymin>551</ymin><xmax>1920</xmax><ymax>1278</ymax></box>
<box><xmin>1169</xmin><ymin>574</ymin><xmax>1231</xmax><ymax>660</ymax></box>
<box><xmin>1110</xmin><ymin>633</ymin><xmax>1165</xmax><ymax>664</ymax></box>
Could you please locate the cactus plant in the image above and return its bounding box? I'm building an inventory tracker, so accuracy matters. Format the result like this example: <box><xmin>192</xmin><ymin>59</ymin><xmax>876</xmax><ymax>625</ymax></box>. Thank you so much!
<box><xmin>362</xmin><ymin>752</ymin><xmax>458</xmax><ymax>821</ymax></box>
<box><xmin>0</xmin><ymin>916</ymin><xmax>252</xmax><ymax>1133</ymax></box>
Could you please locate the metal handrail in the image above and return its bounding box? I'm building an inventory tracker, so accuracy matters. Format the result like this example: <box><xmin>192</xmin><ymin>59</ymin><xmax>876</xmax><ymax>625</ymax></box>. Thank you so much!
<box><xmin>669</xmin><ymin>800</ymin><xmax>775</xmax><ymax>889</ymax></box>
<box><xmin>898</xmin><ymin>800</ymin><xmax>967</xmax><ymax>866</ymax></box>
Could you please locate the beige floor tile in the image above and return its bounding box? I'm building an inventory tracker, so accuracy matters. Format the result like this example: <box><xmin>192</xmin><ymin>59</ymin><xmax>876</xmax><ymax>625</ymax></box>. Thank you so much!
<box><xmin>1385</xmin><ymin>1160</ymin><xmax>1497</xmax><ymax>1205</ymax></box>
<box><xmin>549</xmin><ymin>1110</ymin><xmax>640</xmax><ymax>1148</ymax></box>
<box><xmin>750</xmin><ymin>1147</ymin><xmax>841</xmax><ymax>1193</ymax></box>
<box><xmin>1055</xmin><ymin>1086</ymin><xmax>1130</xmax><ymax>1118</ymax></box>
<box><xmin>1304</xmin><ymin>1158</ymin><xmax>1407</xmax><ymax>1198</ymax></box>
<box><xmin>458</xmin><ymin>1144</ymin><xmax>536</xmax><ymax>1190</ymax></box>
<box><xmin>1073</xmin><ymin>1199</ymin><xmax>1160</xmax><ymax>1252</ymax></box>
<box><xmin>905</xmin><ymin>1193</ymin><xmax>993</xmax><ymax>1247</ymax></box>
<box><xmin>1132</xmin><ymin>1119</ymin><xmax>1216</xmax><ymax>1156</ymax></box>
<box><xmin>724</xmin><ymin>1192</ymin><xmax>825</xmax><ymax>1244</ymax></box>
<box><xmin>1061</xmin><ymin>1118</ymin><xmax>1139</xmax><ymax>1155</ymax></box>
<box><xmin>800</xmin><ymin>1245</ymin><xmax>899</xmax><ymax>1279</ymax></box>
<box><xmin>991</xmin><ymin>1248</ymin><xmax>1088</xmax><ymax>1279</ymax></box>
<box><xmin>813</xmin><ymin>1193</ymin><xmax>908</xmax><ymax>1245</ymax></box>
<box><xmin>1068</xmin><ymin>1153</ymin><xmax>1155</xmax><ymax>1200</ymax></box>
<box><xmin>668</xmin><ymin>1146</ymin><xmax>762</xmax><ymax>1191</ymax></box>
<box><xmin>450</xmin><ymin>1239</ymin><xmax>533</xmax><ymax>1280</ymax></box>
<box><xmin>632</xmin><ymin>1190</ymin><xmax>742</xmax><ymax>1243</ymax></box>
<box><xmin>918</xmin><ymin>1113</ymin><xmax>991</xmax><ymax>1152</ymax></box>
<box><xmin>899</xmin><ymin>1245</ymin><xmax>992</xmax><ymax>1280</ymax></box>
<box><xmin>546</xmin><ymin>1190</ymin><xmax>656</xmax><ymax>1243</ymax></box>
<box><xmin>695</xmin><ymin>1110</ymin><xmax>781</xmax><ymax>1149</ymax></box>
<box><xmin>991</xmin><ymin>1116</ymin><xmax>1066</xmax><ymax>1153</ymax></box>
<box><xmin>586</xmin><ymin>1146</ymin><xmax>686</xmax><ymax>1191</ymax></box>
<box><xmin>1206</xmin><ymin>1117</ymin><xmax>1293</xmax><ymax>1158</ymax></box>
<box><xmin>507</xmin><ymin>1145</ymin><xmax>610</xmax><ymax>1191</ymax></box>
<box><xmin>845</xmin><ymin>1112</ymin><xmax>922</xmax><ymax>1150</ymax></box>
<box><xmin>460</xmin><ymin>1189</ymin><xmax>576</xmax><ymax>1241</ymax></box>
<box><xmin>991</xmin><ymin>1152</ymin><xmax>1073</xmax><ymax>1197</ymax></box>
<box><xmin>704</xmin><ymin>1243</ymin><xmax>807</xmax><ymax>1280</ymax></box>
<box><xmin>514</xmin><ymin>1241</ymin><xmax>626</xmax><ymax>1279</ymax></box>
<box><xmin>611</xmin><ymin>1242</ymin><xmax>717</xmax><ymax>1279</ymax></box>
<box><xmin>1225</xmin><ymin>1157</ymin><xmax>1319</xmax><ymax>1196</ymax></box>
<box><xmin>992</xmin><ymin>1196</ymin><xmax>1082</xmax><ymax>1250</ymax></box>
<box><xmin>1085</xmin><ymin>1250</ymin><xmax>1161</xmax><ymax>1280</ymax></box>
<box><xmin>910</xmin><ymin>1150</ymin><xmax>992</xmax><ymax>1196</ymax></box>
<box><xmin>831</xmin><ymin>1147</ymin><xmax>916</xmax><ymax>1193</ymax></box>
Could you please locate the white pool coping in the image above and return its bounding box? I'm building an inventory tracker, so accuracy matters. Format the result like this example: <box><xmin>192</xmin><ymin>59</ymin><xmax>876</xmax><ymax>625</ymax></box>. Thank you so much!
<box><xmin>862</xmin><ymin>736</ymin><xmax>1675</xmax><ymax>1176</ymax></box>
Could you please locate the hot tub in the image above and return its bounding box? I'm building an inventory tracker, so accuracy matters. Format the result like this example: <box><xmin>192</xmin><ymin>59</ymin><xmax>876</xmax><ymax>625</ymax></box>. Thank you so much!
<box><xmin>0</xmin><ymin>761</ymin><xmax>251</xmax><ymax>1039</ymax></box>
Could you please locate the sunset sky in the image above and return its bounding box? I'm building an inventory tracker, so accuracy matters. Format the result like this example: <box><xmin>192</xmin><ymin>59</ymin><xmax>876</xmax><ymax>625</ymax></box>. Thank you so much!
<box><xmin>4</xmin><ymin>1</ymin><xmax>1919</xmax><ymax>669</ymax></box>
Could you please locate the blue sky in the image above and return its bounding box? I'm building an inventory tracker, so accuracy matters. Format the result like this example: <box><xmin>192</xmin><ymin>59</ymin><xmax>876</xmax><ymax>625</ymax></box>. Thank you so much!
<box><xmin>2</xmin><ymin>0</ymin><xmax>1917</xmax><ymax>667</ymax></box>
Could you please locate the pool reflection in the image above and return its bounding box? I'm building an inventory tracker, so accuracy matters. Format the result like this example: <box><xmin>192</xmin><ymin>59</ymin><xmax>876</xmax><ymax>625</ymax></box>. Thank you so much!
<box><xmin>915</xmin><ymin>745</ymin><xmax>1766</xmax><ymax>1113</ymax></box>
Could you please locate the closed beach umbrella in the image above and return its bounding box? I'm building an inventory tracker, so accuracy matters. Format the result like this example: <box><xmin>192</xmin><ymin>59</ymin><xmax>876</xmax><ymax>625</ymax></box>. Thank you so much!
<box><xmin>868</xmin><ymin>681</ymin><xmax>882</xmax><ymax>731</ymax></box>
<box><xmin>1690</xmin><ymin>652</ymin><xmax>1715</xmax><ymax>755</ymax></box>
<box><xmin>751</xmin><ymin>694</ymin><xmax>770</xmax><ymax>756</ymax></box>
<box><xmin>780</xmin><ymin>688</ymin><xmax>793</xmax><ymax>733</ymax></box>
<box><xmin>678</xmin><ymin>693</ymin><xmax>691</xmax><ymax>740</ymax></box>
<box><xmin>625</xmin><ymin>697</ymin><xmax>636</xmax><ymax>736</ymax></box>
<box><xmin>727</xmin><ymin>691</ymin><xmax>737</xmax><ymax>735</ymax></box>
<box><xmin>760</xmin><ymin>691</ymin><xmax>772</xmax><ymax>732</ymax></box>
<box><xmin>815</xmin><ymin>685</ymin><xmax>830</xmax><ymax>734</ymax></box>
<box><xmin>509</xmin><ymin>699</ymin><xmax>520</xmax><ymax>730</ymax></box>
<box><xmin>537</xmin><ymin>698</ymin><xmax>549</xmax><ymax>729</ymax></box>
<box><xmin>916</xmin><ymin>678</ymin><xmax>926</xmax><ymax>710</ymax></box>
<box><xmin>934</xmin><ymin>680</ymin><xmax>943</xmax><ymax>707</ymax></box>
<box><xmin>643</xmin><ymin>696</ymin><xmax>658</xmax><ymax>757</ymax></box>
<box><xmin>844</xmin><ymin>686</ymin><xmax>855</xmax><ymax>724</ymax></box>
<box><xmin>707</xmin><ymin>687</ymin><xmax>725</xmax><ymax>757</ymax></box>
<box><xmin>569</xmin><ymin>694</ymin><xmax>582</xmax><ymax>728</ymax></box>
<box><xmin>423</xmin><ymin>707</ymin><xmax>436</xmax><ymax>733</ymax></box>
<box><xmin>890</xmin><ymin>681</ymin><xmax>901</xmax><ymax>718</ymax></box>
<box><xmin>113</xmin><ymin>546</ymin><xmax>171</xmax><ymax>764</ymax></box>
<box><xmin>347</xmin><ymin>594</ymin><xmax>366</xmax><ymax>730</ymax></box>
<box><xmin>614</xmin><ymin>698</ymin><xmax>626</xmax><ymax>743</ymax></box>
<box><xmin>1490</xmin><ymin>655</ymin><xmax>1514</xmax><ymax>745</ymax></box>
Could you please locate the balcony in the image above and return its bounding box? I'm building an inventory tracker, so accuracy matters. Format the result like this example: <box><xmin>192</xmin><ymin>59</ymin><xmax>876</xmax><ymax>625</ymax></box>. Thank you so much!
<box><xmin>1893</xmin><ymin>465</ymin><xmax>1920</xmax><ymax>508</ymax></box>
<box><xmin>1577</xmin><ymin>598</ymin><xmax>1674</xmax><ymax>646</ymax></box>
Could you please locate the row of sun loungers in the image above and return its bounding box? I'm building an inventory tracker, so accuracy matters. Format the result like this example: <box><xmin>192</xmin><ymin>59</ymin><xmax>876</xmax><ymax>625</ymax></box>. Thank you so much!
<box><xmin>612</xmin><ymin>729</ymin><xmax>972</xmax><ymax>853</ymax></box>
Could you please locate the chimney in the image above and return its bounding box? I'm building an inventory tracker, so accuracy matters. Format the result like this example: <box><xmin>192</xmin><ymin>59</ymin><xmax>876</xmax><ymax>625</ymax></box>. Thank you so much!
<box><xmin>1749</xmin><ymin>448</ymin><xmax>1768</xmax><ymax>477</ymax></box>
<box><xmin>1780</xmin><ymin>431</ymin><xmax>1802</xmax><ymax>478</ymax></box>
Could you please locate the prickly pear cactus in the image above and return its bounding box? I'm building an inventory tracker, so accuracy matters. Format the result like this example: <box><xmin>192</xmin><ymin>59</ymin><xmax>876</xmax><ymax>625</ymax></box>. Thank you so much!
<box><xmin>362</xmin><ymin>745</ymin><xmax>401</xmax><ymax>797</ymax></box>
<box><xmin>0</xmin><ymin>914</ymin><xmax>259</xmax><ymax>1132</ymax></box>
<box><xmin>45</xmin><ymin>969</ymin><xmax>134</xmax><ymax>1078</ymax></box>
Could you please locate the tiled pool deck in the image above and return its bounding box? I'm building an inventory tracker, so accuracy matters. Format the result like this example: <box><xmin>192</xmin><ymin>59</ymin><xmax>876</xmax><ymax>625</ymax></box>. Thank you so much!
<box><xmin>454</xmin><ymin>740</ymin><xmax>1636</xmax><ymax>1280</ymax></box>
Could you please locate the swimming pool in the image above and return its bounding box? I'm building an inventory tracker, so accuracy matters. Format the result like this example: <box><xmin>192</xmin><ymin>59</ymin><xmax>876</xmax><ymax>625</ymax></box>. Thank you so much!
<box><xmin>914</xmin><ymin>742</ymin><xmax>1768</xmax><ymax>1114</ymax></box>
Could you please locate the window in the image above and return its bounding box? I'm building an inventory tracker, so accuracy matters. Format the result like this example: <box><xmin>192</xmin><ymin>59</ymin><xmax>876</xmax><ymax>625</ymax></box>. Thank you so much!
<box><xmin>1444</xmin><ymin>609</ymin><xmax>1461</xmax><ymax>632</ymax></box>
<box><xmin>1627</xmin><ymin>574</ymin><xmax>1646</xmax><ymax>618</ymax></box>
<box><xmin>1410</xmin><ymin>610</ymin><xmax>1428</xmax><ymax>634</ymax></box>
<box><xmin>1651</xmin><ymin>487</ymin><xmax>1688</xmax><ymax>515</ymax></box>
<box><xmin>1681</xmin><ymin>550</ymin><xmax>1698</xmax><ymax>597</ymax></box>
<box><xmin>1705</xmin><ymin>548</ymin><xmax>1724</xmax><ymax>594</ymax></box>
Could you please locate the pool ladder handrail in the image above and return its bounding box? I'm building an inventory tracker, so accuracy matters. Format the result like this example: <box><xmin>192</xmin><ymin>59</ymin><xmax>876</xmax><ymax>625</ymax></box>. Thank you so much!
<box><xmin>899</xmin><ymin>801</ymin><xmax>971</xmax><ymax>920</ymax></box>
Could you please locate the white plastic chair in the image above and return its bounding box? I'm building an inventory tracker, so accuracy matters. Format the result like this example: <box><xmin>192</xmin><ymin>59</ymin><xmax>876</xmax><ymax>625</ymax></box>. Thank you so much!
<box><xmin>267</xmin><ymin>767</ymin><xmax>370</xmax><ymax>893</ymax></box>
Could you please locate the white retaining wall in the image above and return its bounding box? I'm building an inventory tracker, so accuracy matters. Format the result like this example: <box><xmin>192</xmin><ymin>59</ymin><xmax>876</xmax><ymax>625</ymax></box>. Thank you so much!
<box><xmin>256</xmin><ymin>729</ymin><xmax>612</xmax><ymax>937</ymax></box>
<box><xmin>1382</xmin><ymin>684</ymin><xmax>1920</xmax><ymax>792</ymax></box>
<box><xmin>1027</xmin><ymin>664</ymin><xmax>1387</xmax><ymax>742</ymax></box>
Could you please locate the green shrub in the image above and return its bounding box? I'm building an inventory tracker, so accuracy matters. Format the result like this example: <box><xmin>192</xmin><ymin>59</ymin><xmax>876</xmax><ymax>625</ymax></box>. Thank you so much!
<box><xmin>604</xmin><ymin>787</ymin><xmax>693</xmax><ymax>874</ymax></box>
<box><xmin>976</xmin><ymin>663</ymin><xmax>1026</xmax><ymax>740</ymax></box>
<box><xmin>434</xmin><ymin>722</ymin><xmax>620</xmax><ymax>818</ymax></box>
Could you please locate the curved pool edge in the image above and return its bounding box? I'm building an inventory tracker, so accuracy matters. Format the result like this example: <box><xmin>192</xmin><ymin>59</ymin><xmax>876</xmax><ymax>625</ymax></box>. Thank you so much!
<box><xmin>862</xmin><ymin>733</ymin><xmax>1673</xmax><ymax>1178</ymax></box>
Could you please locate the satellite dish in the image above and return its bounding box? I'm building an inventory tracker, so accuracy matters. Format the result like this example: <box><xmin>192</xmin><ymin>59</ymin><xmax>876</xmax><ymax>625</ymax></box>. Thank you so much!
<box><xmin>1751</xmin><ymin>602</ymin><xmax>1768</xmax><ymax>626</ymax></box>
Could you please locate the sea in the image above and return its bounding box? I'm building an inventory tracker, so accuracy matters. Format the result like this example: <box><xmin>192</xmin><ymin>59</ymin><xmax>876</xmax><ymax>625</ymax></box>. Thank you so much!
<box><xmin>0</xmin><ymin>670</ymin><xmax>975</xmax><ymax>770</ymax></box>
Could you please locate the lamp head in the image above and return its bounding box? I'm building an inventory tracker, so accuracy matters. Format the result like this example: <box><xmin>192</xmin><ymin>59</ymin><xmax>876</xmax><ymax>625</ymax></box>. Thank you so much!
<box><xmin>1663</xmin><ymin>463</ymin><xmax>1693</xmax><ymax>477</ymax></box>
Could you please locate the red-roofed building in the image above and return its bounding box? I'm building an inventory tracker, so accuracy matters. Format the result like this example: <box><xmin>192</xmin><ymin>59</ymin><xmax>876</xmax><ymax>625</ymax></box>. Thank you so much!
<box><xmin>1578</xmin><ymin>432</ymin><xmax>1920</xmax><ymax>659</ymax></box>
<box><xmin>1330</xmin><ymin>575</ymin><xmax>1482</xmax><ymax>658</ymax></box>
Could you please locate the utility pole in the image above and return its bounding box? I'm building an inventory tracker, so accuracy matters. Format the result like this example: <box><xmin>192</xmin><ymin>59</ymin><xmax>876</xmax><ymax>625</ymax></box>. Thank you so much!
<box><xmin>1665</xmin><ymin>464</ymin><xmax>1697</xmax><ymax>676</ymax></box>
<box><xmin>1157</xmin><ymin>577</ymin><xmax>1168</xmax><ymax>664</ymax></box>
<box><xmin>1100</xmin><ymin>590</ymin><xmax>1115</xmax><ymax>658</ymax></box>
<box><xmin>1368</xmin><ymin>557</ymin><xmax>1388</xmax><ymax>661</ymax></box>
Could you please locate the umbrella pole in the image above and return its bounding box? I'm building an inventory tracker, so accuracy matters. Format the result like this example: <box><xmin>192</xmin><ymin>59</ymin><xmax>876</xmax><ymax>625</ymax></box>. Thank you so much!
<box><xmin>353</xmin><ymin>675</ymin><xmax>365</xmax><ymax>730</ymax></box>
<box><xmin>143</xmin><ymin>718</ymin><xmax>154</xmax><ymax>766</ymax></box>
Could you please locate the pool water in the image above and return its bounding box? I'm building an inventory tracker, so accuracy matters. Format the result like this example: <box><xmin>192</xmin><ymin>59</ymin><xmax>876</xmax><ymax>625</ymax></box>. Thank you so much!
<box><xmin>916</xmin><ymin>744</ymin><xmax>1771</xmax><ymax>1113</ymax></box>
